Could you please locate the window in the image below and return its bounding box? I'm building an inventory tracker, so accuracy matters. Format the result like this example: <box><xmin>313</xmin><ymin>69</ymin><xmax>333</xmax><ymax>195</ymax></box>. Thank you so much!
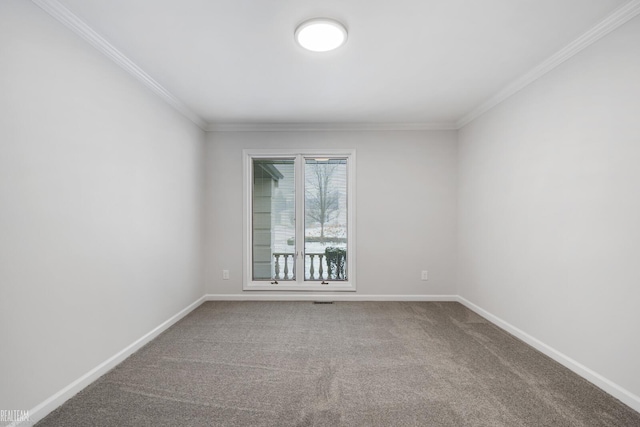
<box><xmin>243</xmin><ymin>149</ymin><xmax>356</xmax><ymax>291</ymax></box>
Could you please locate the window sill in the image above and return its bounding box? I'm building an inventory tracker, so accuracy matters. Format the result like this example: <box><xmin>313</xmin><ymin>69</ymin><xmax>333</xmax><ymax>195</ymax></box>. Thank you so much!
<box><xmin>243</xmin><ymin>282</ymin><xmax>356</xmax><ymax>292</ymax></box>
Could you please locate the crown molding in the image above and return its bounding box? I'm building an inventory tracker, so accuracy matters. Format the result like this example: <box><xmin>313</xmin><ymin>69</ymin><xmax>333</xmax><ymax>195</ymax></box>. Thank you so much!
<box><xmin>205</xmin><ymin>122</ymin><xmax>458</xmax><ymax>132</ymax></box>
<box><xmin>456</xmin><ymin>0</ymin><xmax>640</xmax><ymax>129</ymax></box>
<box><xmin>32</xmin><ymin>0</ymin><xmax>207</xmax><ymax>130</ymax></box>
<box><xmin>33</xmin><ymin>0</ymin><xmax>640</xmax><ymax>133</ymax></box>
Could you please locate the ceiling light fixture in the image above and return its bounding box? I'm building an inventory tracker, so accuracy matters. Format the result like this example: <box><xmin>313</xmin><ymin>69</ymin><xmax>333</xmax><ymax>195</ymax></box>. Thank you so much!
<box><xmin>295</xmin><ymin>18</ymin><xmax>347</xmax><ymax>52</ymax></box>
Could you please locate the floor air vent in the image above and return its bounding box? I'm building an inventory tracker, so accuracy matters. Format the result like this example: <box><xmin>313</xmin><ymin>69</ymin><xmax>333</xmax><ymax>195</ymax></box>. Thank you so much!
<box><xmin>313</xmin><ymin>301</ymin><xmax>334</xmax><ymax>304</ymax></box>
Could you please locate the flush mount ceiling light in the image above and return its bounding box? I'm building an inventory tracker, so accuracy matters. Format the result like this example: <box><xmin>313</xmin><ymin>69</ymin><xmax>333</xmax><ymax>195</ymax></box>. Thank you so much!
<box><xmin>295</xmin><ymin>18</ymin><xmax>348</xmax><ymax>52</ymax></box>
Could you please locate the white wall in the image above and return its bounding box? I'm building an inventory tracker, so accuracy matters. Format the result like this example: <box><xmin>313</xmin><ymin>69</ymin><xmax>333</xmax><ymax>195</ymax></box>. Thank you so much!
<box><xmin>205</xmin><ymin>130</ymin><xmax>457</xmax><ymax>297</ymax></box>
<box><xmin>0</xmin><ymin>0</ymin><xmax>205</xmax><ymax>411</ymax></box>
<box><xmin>458</xmin><ymin>15</ymin><xmax>640</xmax><ymax>403</ymax></box>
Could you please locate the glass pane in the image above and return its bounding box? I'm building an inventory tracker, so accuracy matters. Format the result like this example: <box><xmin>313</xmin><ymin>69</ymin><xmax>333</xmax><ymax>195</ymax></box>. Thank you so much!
<box><xmin>304</xmin><ymin>158</ymin><xmax>348</xmax><ymax>281</ymax></box>
<box><xmin>252</xmin><ymin>159</ymin><xmax>295</xmax><ymax>281</ymax></box>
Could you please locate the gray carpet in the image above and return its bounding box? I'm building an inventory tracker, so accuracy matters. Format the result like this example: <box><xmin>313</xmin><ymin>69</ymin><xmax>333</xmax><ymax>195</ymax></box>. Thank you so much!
<box><xmin>37</xmin><ymin>301</ymin><xmax>640</xmax><ymax>426</ymax></box>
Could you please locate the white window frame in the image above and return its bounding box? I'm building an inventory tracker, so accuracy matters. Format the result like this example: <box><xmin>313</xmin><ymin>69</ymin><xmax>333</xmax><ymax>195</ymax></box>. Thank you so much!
<box><xmin>243</xmin><ymin>149</ymin><xmax>356</xmax><ymax>291</ymax></box>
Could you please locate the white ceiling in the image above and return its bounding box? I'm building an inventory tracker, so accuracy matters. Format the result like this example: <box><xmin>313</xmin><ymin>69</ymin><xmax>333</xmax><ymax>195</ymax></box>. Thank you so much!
<box><xmin>48</xmin><ymin>0</ymin><xmax>631</xmax><ymax>128</ymax></box>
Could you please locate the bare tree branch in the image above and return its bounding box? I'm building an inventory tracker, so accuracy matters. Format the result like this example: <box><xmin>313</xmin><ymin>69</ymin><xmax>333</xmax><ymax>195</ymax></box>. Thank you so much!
<box><xmin>305</xmin><ymin>163</ymin><xmax>340</xmax><ymax>242</ymax></box>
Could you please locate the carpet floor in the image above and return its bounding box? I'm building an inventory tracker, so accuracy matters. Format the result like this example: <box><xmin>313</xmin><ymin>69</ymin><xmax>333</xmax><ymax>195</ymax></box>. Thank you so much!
<box><xmin>37</xmin><ymin>301</ymin><xmax>640</xmax><ymax>426</ymax></box>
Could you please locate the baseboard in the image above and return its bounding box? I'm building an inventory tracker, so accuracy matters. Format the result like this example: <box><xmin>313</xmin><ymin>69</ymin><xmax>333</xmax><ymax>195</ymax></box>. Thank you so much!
<box><xmin>456</xmin><ymin>296</ymin><xmax>640</xmax><ymax>413</ymax></box>
<box><xmin>204</xmin><ymin>293</ymin><xmax>458</xmax><ymax>302</ymax></box>
<box><xmin>18</xmin><ymin>296</ymin><xmax>206</xmax><ymax>426</ymax></box>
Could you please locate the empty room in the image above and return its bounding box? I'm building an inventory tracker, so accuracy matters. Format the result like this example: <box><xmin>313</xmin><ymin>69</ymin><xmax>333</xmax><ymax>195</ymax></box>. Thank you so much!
<box><xmin>1</xmin><ymin>0</ymin><xmax>640</xmax><ymax>425</ymax></box>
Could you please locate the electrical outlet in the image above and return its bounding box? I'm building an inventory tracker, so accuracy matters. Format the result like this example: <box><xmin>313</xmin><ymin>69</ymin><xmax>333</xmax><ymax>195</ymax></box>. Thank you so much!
<box><xmin>222</xmin><ymin>270</ymin><xmax>230</xmax><ymax>280</ymax></box>
<box><xmin>421</xmin><ymin>270</ymin><xmax>428</xmax><ymax>281</ymax></box>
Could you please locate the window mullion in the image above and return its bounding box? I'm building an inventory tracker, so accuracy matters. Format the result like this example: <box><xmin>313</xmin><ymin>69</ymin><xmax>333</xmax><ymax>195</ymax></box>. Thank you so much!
<box><xmin>295</xmin><ymin>155</ymin><xmax>305</xmax><ymax>283</ymax></box>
